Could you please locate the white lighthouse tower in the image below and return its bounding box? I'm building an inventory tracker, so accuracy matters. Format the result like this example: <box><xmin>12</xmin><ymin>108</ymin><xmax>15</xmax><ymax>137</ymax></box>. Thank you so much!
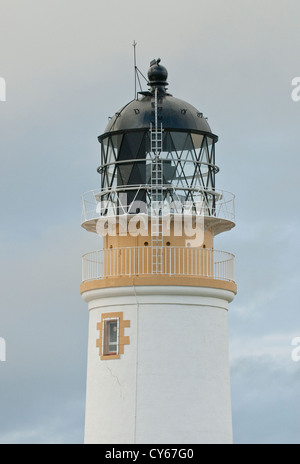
<box><xmin>80</xmin><ymin>59</ymin><xmax>237</xmax><ymax>444</ymax></box>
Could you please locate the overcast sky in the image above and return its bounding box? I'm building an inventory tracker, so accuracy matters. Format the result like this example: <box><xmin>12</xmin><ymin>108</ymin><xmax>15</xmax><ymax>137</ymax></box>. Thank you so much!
<box><xmin>0</xmin><ymin>0</ymin><xmax>299</xmax><ymax>444</ymax></box>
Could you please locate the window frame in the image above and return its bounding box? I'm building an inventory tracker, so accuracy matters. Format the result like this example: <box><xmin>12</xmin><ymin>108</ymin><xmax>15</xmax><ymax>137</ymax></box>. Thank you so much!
<box><xmin>102</xmin><ymin>317</ymin><xmax>120</xmax><ymax>357</ymax></box>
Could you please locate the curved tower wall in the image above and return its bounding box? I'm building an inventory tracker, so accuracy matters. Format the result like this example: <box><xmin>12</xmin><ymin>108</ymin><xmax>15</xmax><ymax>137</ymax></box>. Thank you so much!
<box><xmin>83</xmin><ymin>286</ymin><xmax>234</xmax><ymax>445</ymax></box>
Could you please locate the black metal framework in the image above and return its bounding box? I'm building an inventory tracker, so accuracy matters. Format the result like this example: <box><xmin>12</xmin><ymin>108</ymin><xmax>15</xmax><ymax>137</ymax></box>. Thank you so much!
<box><xmin>97</xmin><ymin>129</ymin><xmax>219</xmax><ymax>215</ymax></box>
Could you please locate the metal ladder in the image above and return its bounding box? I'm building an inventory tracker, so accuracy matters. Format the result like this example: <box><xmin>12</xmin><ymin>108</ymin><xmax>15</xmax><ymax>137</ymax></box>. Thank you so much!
<box><xmin>150</xmin><ymin>88</ymin><xmax>164</xmax><ymax>274</ymax></box>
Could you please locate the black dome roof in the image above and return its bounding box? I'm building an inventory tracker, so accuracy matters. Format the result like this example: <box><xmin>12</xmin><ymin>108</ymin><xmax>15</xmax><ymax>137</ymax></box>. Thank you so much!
<box><xmin>100</xmin><ymin>59</ymin><xmax>216</xmax><ymax>140</ymax></box>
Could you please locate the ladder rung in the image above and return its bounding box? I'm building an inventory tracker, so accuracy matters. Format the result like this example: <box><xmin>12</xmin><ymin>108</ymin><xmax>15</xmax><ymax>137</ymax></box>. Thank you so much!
<box><xmin>150</xmin><ymin>123</ymin><xmax>164</xmax><ymax>278</ymax></box>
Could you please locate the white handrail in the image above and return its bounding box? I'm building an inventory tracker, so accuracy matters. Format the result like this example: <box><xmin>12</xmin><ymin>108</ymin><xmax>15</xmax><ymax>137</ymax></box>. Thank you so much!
<box><xmin>82</xmin><ymin>247</ymin><xmax>235</xmax><ymax>283</ymax></box>
<box><xmin>81</xmin><ymin>186</ymin><xmax>235</xmax><ymax>224</ymax></box>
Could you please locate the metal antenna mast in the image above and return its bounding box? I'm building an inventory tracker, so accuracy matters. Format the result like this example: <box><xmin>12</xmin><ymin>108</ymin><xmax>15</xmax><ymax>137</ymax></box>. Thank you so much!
<box><xmin>133</xmin><ymin>40</ymin><xmax>137</xmax><ymax>99</ymax></box>
<box><xmin>132</xmin><ymin>41</ymin><xmax>148</xmax><ymax>98</ymax></box>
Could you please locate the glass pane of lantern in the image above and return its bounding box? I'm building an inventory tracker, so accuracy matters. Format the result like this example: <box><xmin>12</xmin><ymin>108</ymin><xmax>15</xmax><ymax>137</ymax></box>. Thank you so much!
<box><xmin>102</xmin><ymin>138</ymin><xmax>109</xmax><ymax>164</ymax></box>
<box><xmin>206</xmin><ymin>135</ymin><xmax>214</xmax><ymax>146</ymax></box>
<box><xmin>107</xmin><ymin>164</ymin><xmax>116</xmax><ymax>190</ymax></box>
<box><xmin>191</xmin><ymin>133</ymin><xmax>204</xmax><ymax>150</ymax></box>
<box><xmin>118</xmin><ymin>163</ymin><xmax>132</xmax><ymax>186</ymax></box>
<box><xmin>200</xmin><ymin>137</ymin><xmax>210</xmax><ymax>164</ymax></box>
<box><xmin>118</xmin><ymin>131</ymin><xmax>145</xmax><ymax>160</ymax></box>
<box><xmin>205</xmin><ymin>136</ymin><xmax>214</xmax><ymax>164</ymax></box>
<box><xmin>170</xmin><ymin>131</ymin><xmax>188</xmax><ymax>154</ymax></box>
<box><xmin>102</xmin><ymin>170</ymin><xmax>109</xmax><ymax>189</ymax></box>
<box><xmin>111</xmin><ymin>134</ymin><xmax>123</xmax><ymax>160</ymax></box>
<box><xmin>162</xmin><ymin>131</ymin><xmax>175</xmax><ymax>153</ymax></box>
<box><xmin>178</xmin><ymin>134</ymin><xmax>195</xmax><ymax>166</ymax></box>
<box><xmin>183</xmin><ymin>159</ymin><xmax>195</xmax><ymax>181</ymax></box>
<box><xmin>162</xmin><ymin>160</ymin><xmax>177</xmax><ymax>183</ymax></box>
<box><xmin>191</xmin><ymin>133</ymin><xmax>204</xmax><ymax>161</ymax></box>
<box><xmin>106</xmin><ymin>139</ymin><xmax>116</xmax><ymax>165</ymax></box>
<box><xmin>128</xmin><ymin>162</ymin><xmax>146</xmax><ymax>185</ymax></box>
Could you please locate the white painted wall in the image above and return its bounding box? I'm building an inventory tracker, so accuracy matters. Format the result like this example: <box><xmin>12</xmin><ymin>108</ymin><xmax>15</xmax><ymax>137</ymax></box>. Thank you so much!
<box><xmin>83</xmin><ymin>286</ymin><xmax>235</xmax><ymax>444</ymax></box>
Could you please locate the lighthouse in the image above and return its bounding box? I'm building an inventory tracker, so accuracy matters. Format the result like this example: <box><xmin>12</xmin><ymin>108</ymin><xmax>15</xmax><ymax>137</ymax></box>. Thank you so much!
<box><xmin>80</xmin><ymin>59</ymin><xmax>237</xmax><ymax>444</ymax></box>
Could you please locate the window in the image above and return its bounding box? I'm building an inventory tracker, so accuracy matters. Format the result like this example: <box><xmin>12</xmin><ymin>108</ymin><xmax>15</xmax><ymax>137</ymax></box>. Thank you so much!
<box><xmin>103</xmin><ymin>318</ymin><xmax>119</xmax><ymax>356</ymax></box>
<box><xmin>96</xmin><ymin>312</ymin><xmax>130</xmax><ymax>360</ymax></box>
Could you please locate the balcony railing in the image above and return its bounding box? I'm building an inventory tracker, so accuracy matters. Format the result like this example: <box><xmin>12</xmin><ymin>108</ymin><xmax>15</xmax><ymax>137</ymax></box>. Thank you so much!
<box><xmin>81</xmin><ymin>186</ymin><xmax>235</xmax><ymax>225</ymax></box>
<box><xmin>82</xmin><ymin>246</ymin><xmax>235</xmax><ymax>283</ymax></box>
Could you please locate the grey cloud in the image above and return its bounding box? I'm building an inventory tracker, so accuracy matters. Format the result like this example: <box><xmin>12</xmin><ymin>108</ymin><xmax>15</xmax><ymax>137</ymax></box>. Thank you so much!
<box><xmin>231</xmin><ymin>355</ymin><xmax>300</xmax><ymax>444</ymax></box>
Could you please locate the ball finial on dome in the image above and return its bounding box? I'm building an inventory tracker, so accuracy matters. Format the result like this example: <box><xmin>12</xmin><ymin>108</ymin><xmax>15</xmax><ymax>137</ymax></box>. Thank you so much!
<box><xmin>147</xmin><ymin>59</ymin><xmax>168</xmax><ymax>90</ymax></box>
